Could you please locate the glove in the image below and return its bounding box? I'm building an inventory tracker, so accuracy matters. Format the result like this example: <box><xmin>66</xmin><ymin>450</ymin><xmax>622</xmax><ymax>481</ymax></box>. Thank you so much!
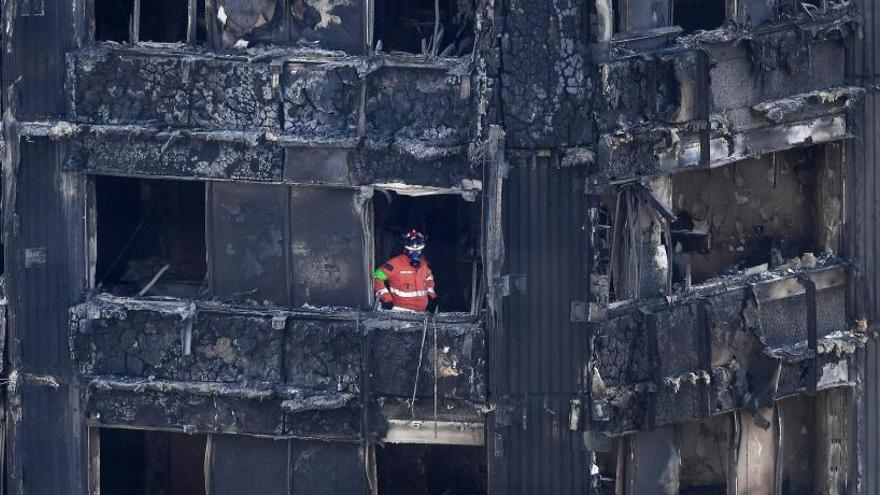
<box><xmin>426</xmin><ymin>299</ymin><xmax>439</xmax><ymax>313</ymax></box>
<box><xmin>381</xmin><ymin>301</ymin><xmax>394</xmax><ymax>310</ymax></box>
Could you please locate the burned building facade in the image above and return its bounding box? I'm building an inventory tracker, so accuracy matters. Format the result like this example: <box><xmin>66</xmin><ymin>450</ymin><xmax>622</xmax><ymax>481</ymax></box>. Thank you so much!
<box><xmin>0</xmin><ymin>0</ymin><xmax>878</xmax><ymax>492</ymax></box>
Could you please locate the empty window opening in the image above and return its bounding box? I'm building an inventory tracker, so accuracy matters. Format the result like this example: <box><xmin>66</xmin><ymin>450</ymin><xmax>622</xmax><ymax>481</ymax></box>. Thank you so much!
<box><xmin>95</xmin><ymin>176</ymin><xmax>207</xmax><ymax>298</ymax></box>
<box><xmin>592</xmin><ymin>444</ymin><xmax>619</xmax><ymax>492</ymax></box>
<box><xmin>778</xmin><ymin>388</ymin><xmax>851</xmax><ymax>494</ymax></box>
<box><xmin>98</xmin><ymin>428</ymin><xmax>207</xmax><ymax>495</ymax></box>
<box><xmin>94</xmin><ymin>0</ymin><xmax>135</xmax><ymax>42</ymax></box>
<box><xmin>669</xmin><ymin>145</ymin><xmax>841</xmax><ymax>287</ymax></box>
<box><xmin>195</xmin><ymin>0</ymin><xmax>207</xmax><ymax>43</ymax></box>
<box><xmin>615</xmin><ymin>0</ymin><xmax>672</xmax><ymax>34</ymax></box>
<box><xmin>373</xmin><ymin>191</ymin><xmax>481</xmax><ymax>313</ymax></box>
<box><xmin>777</xmin><ymin>395</ymin><xmax>816</xmax><ymax>494</ymax></box>
<box><xmin>374</xmin><ymin>0</ymin><xmax>475</xmax><ymax>55</ymax></box>
<box><xmin>140</xmin><ymin>0</ymin><xmax>189</xmax><ymax>42</ymax></box>
<box><xmin>673</xmin><ymin>0</ymin><xmax>725</xmax><ymax>34</ymax></box>
<box><xmin>377</xmin><ymin>444</ymin><xmax>487</xmax><ymax>495</ymax></box>
<box><xmin>679</xmin><ymin>415</ymin><xmax>731</xmax><ymax>495</ymax></box>
<box><xmin>593</xmin><ymin>145</ymin><xmax>842</xmax><ymax>301</ymax></box>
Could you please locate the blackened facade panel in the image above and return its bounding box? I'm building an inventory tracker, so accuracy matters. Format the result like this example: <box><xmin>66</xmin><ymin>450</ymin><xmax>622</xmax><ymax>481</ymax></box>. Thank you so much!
<box><xmin>15</xmin><ymin>139</ymin><xmax>84</xmax><ymax>372</ymax></box>
<box><xmin>489</xmin><ymin>155</ymin><xmax>590</xmax><ymax>494</ymax></box>
<box><xmin>284</xmin><ymin>147</ymin><xmax>354</xmax><ymax>186</ymax></box>
<box><xmin>209</xmin><ymin>182</ymin><xmax>291</xmax><ymax>305</ymax></box>
<box><xmin>15</xmin><ymin>384</ymin><xmax>83</xmax><ymax>495</ymax></box>
<box><xmin>290</xmin><ymin>187</ymin><xmax>367</xmax><ymax>308</ymax></box>
<box><xmin>9</xmin><ymin>139</ymin><xmax>88</xmax><ymax>494</ymax></box>
<box><xmin>854</xmin><ymin>0</ymin><xmax>880</xmax><ymax>491</ymax></box>
<box><xmin>5</xmin><ymin>1</ymin><xmax>74</xmax><ymax>118</ymax></box>
<box><xmin>290</xmin><ymin>441</ymin><xmax>368</xmax><ymax>494</ymax></box>
<box><xmin>498</xmin><ymin>156</ymin><xmax>589</xmax><ymax>395</ymax></box>
<box><xmin>865</xmin><ymin>339</ymin><xmax>880</xmax><ymax>495</ymax></box>
<box><xmin>210</xmin><ymin>435</ymin><xmax>289</xmax><ymax>495</ymax></box>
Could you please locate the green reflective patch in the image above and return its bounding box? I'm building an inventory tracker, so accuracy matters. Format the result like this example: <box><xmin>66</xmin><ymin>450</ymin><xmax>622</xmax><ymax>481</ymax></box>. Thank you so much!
<box><xmin>374</xmin><ymin>268</ymin><xmax>389</xmax><ymax>281</ymax></box>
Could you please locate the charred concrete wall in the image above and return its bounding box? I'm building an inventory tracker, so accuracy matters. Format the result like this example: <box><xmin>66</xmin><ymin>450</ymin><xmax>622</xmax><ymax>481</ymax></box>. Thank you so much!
<box><xmin>69</xmin><ymin>296</ymin><xmax>486</xmax><ymax>437</ymax></box>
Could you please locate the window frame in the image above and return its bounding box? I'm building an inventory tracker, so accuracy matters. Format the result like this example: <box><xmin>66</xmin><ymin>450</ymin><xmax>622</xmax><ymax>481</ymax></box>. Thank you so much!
<box><xmin>369</xmin><ymin>187</ymin><xmax>483</xmax><ymax>317</ymax></box>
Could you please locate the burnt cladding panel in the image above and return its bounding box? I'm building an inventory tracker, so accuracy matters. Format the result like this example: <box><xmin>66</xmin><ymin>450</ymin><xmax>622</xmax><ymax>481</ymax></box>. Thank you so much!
<box><xmin>290</xmin><ymin>187</ymin><xmax>367</xmax><ymax>308</ymax></box>
<box><xmin>759</xmin><ymin>285</ymin><xmax>847</xmax><ymax>350</ymax></box>
<box><xmin>17</xmin><ymin>384</ymin><xmax>82</xmax><ymax>494</ymax></box>
<box><xmin>498</xmin><ymin>156</ymin><xmax>588</xmax><ymax>395</ymax></box>
<box><xmin>489</xmin><ymin>156</ymin><xmax>590</xmax><ymax>494</ymax></box>
<box><xmin>210</xmin><ymin>435</ymin><xmax>288</xmax><ymax>495</ymax></box>
<box><xmin>490</xmin><ymin>396</ymin><xmax>589</xmax><ymax>495</ymax></box>
<box><xmin>290</xmin><ymin>440</ymin><xmax>367</xmax><ymax>494</ymax></box>
<box><xmin>284</xmin><ymin>147</ymin><xmax>353</xmax><ymax>186</ymax></box>
<box><xmin>16</xmin><ymin>139</ymin><xmax>85</xmax><ymax>371</ymax></box>
<box><xmin>855</xmin><ymin>0</ymin><xmax>880</xmax><ymax>490</ymax></box>
<box><xmin>209</xmin><ymin>182</ymin><xmax>290</xmax><ymax>305</ymax></box>
<box><xmin>6</xmin><ymin>1</ymin><xmax>73</xmax><ymax>118</ymax></box>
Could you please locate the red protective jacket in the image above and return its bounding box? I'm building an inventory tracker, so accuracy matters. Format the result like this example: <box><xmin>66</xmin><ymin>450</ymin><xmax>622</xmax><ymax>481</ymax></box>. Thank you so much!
<box><xmin>373</xmin><ymin>254</ymin><xmax>437</xmax><ymax>311</ymax></box>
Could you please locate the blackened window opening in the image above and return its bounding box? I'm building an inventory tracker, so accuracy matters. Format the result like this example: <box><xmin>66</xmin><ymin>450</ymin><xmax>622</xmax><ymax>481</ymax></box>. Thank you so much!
<box><xmin>615</xmin><ymin>0</ymin><xmax>672</xmax><ymax>34</ymax></box>
<box><xmin>669</xmin><ymin>146</ymin><xmax>838</xmax><ymax>287</ymax></box>
<box><xmin>140</xmin><ymin>0</ymin><xmax>189</xmax><ymax>42</ymax></box>
<box><xmin>99</xmin><ymin>428</ymin><xmax>207</xmax><ymax>495</ymax></box>
<box><xmin>374</xmin><ymin>192</ymin><xmax>480</xmax><ymax>313</ymax></box>
<box><xmin>673</xmin><ymin>0</ymin><xmax>725</xmax><ymax>34</ymax></box>
<box><xmin>374</xmin><ymin>0</ymin><xmax>475</xmax><ymax>55</ymax></box>
<box><xmin>377</xmin><ymin>444</ymin><xmax>487</xmax><ymax>495</ymax></box>
<box><xmin>95</xmin><ymin>176</ymin><xmax>207</xmax><ymax>297</ymax></box>
<box><xmin>678</xmin><ymin>416</ymin><xmax>731</xmax><ymax>495</ymax></box>
<box><xmin>196</xmin><ymin>0</ymin><xmax>207</xmax><ymax>43</ymax></box>
<box><xmin>94</xmin><ymin>0</ymin><xmax>134</xmax><ymax>42</ymax></box>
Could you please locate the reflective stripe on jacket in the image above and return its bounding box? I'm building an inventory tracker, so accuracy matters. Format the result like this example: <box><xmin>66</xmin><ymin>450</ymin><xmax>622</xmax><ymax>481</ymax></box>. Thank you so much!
<box><xmin>373</xmin><ymin>254</ymin><xmax>436</xmax><ymax>311</ymax></box>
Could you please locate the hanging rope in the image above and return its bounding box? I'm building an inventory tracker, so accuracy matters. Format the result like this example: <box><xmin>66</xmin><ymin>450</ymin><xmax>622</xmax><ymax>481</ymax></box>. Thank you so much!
<box><xmin>410</xmin><ymin>313</ymin><xmax>430</xmax><ymax>418</ymax></box>
<box><xmin>432</xmin><ymin>311</ymin><xmax>439</xmax><ymax>439</ymax></box>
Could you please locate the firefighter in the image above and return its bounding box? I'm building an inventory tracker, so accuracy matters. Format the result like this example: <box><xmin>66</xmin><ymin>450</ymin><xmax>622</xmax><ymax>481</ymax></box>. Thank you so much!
<box><xmin>374</xmin><ymin>229</ymin><xmax>437</xmax><ymax>312</ymax></box>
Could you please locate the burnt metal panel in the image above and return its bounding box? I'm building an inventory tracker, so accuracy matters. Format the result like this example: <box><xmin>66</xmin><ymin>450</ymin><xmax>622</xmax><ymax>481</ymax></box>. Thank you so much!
<box><xmin>15</xmin><ymin>139</ymin><xmax>87</xmax><ymax>371</ymax></box>
<box><xmin>88</xmin><ymin>386</ymin><xmax>287</xmax><ymax>435</ymax></box>
<box><xmin>358</xmin><ymin>148</ymin><xmax>475</xmax><ymax>188</ymax></box>
<box><xmin>290</xmin><ymin>440</ymin><xmax>368</xmax><ymax>494</ymax></box>
<box><xmin>284</xmin><ymin>147</ymin><xmax>354</xmax><ymax>185</ymax></box>
<box><xmin>5</xmin><ymin>0</ymin><xmax>73</xmax><ymax>118</ymax></box>
<box><xmin>621</xmin><ymin>427</ymin><xmax>680</xmax><ymax>494</ymax></box>
<box><xmin>209</xmin><ymin>435</ymin><xmax>288</xmax><ymax>495</ymax></box>
<box><xmin>497</xmin><ymin>155</ymin><xmax>589</xmax><ymax>395</ymax></box>
<box><xmin>289</xmin><ymin>186</ymin><xmax>367</xmax><ymax>308</ymax></box>
<box><xmin>488</xmin><ymin>154</ymin><xmax>590</xmax><ymax>494</ymax></box>
<box><xmin>209</xmin><ymin>182</ymin><xmax>291</xmax><ymax>305</ymax></box>
<box><xmin>490</xmin><ymin>396</ymin><xmax>588</xmax><ymax>495</ymax></box>
<box><xmin>853</xmin><ymin>0</ymin><xmax>880</xmax><ymax>487</ymax></box>
<box><xmin>759</xmin><ymin>285</ymin><xmax>847</xmax><ymax>350</ymax></box>
<box><xmin>14</xmin><ymin>383</ymin><xmax>85</xmax><ymax>495</ymax></box>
